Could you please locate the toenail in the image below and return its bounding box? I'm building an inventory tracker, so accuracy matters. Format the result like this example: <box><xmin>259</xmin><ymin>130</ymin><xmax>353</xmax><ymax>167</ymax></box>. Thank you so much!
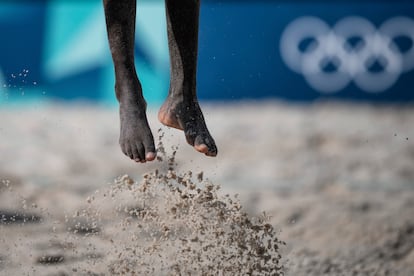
<box><xmin>146</xmin><ymin>152</ymin><xmax>156</xmax><ymax>161</ymax></box>
<box><xmin>195</xmin><ymin>144</ymin><xmax>208</xmax><ymax>153</ymax></box>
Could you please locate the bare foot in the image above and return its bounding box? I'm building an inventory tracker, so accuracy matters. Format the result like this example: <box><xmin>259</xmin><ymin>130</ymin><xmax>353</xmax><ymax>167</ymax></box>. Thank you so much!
<box><xmin>158</xmin><ymin>97</ymin><xmax>217</xmax><ymax>157</ymax></box>
<box><xmin>117</xmin><ymin>88</ymin><xmax>156</xmax><ymax>163</ymax></box>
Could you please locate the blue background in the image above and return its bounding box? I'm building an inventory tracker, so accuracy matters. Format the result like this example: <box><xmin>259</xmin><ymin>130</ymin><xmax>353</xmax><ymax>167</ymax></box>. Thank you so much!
<box><xmin>0</xmin><ymin>0</ymin><xmax>413</xmax><ymax>105</ymax></box>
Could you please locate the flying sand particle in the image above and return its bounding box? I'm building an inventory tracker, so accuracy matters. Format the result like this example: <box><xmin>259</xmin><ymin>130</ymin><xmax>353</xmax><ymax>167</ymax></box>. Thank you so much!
<box><xmin>75</xmin><ymin>134</ymin><xmax>286</xmax><ymax>275</ymax></box>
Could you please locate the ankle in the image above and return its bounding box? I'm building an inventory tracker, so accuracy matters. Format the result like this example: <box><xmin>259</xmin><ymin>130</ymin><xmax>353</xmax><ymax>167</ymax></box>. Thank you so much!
<box><xmin>169</xmin><ymin>78</ymin><xmax>196</xmax><ymax>99</ymax></box>
<box><xmin>115</xmin><ymin>82</ymin><xmax>145</xmax><ymax>103</ymax></box>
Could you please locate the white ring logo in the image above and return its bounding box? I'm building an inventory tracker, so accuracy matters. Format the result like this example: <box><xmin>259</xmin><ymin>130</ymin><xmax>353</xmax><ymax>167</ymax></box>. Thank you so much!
<box><xmin>280</xmin><ymin>16</ymin><xmax>414</xmax><ymax>93</ymax></box>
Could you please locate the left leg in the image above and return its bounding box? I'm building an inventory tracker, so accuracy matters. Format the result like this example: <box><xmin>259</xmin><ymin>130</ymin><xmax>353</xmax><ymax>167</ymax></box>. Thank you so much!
<box><xmin>158</xmin><ymin>0</ymin><xmax>217</xmax><ymax>157</ymax></box>
<box><xmin>103</xmin><ymin>0</ymin><xmax>156</xmax><ymax>163</ymax></box>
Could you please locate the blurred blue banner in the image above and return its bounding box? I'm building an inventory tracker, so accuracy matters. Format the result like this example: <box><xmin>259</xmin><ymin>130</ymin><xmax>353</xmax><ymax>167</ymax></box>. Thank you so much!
<box><xmin>198</xmin><ymin>1</ymin><xmax>414</xmax><ymax>102</ymax></box>
<box><xmin>1</xmin><ymin>1</ymin><xmax>414</xmax><ymax>104</ymax></box>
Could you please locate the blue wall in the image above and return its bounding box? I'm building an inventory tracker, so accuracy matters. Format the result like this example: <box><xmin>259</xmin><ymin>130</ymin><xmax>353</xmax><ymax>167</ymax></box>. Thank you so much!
<box><xmin>1</xmin><ymin>1</ymin><xmax>414</xmax><ymax>104</ymax></box>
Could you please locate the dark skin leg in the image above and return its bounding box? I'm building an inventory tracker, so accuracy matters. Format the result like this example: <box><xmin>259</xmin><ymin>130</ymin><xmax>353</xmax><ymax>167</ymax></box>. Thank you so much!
<box><xmin>104</xmin><ymin>0</ymin><xmax>217</xmax><ymax>161</ymax></box>
<box><xmin>158</xmin><ymin>0</ymin><xmax>217</xmax><ymax>156</ymax></box>
<box><xmin>104</xmin><ymin>0</ymin><xmax>156</xmax><ymax>162</ymax></box>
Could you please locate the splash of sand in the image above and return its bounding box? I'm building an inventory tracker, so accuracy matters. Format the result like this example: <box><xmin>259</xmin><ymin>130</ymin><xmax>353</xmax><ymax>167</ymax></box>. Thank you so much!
<box><xmin>1</xmin><ymin>130</ymin><xmax>285</xmax><ymax>275</ymax></box>
<box><xmin>82</xmin><ymin>130</ymin><xmax>285</xmax><ymax>275</ymax></box>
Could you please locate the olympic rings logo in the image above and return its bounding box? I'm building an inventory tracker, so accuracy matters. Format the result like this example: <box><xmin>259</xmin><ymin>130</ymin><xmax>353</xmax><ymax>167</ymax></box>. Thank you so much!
<box><xmin>279</xmin><ymin>16</ymin><xmax>414</xmax><ymax>93</ymax></box>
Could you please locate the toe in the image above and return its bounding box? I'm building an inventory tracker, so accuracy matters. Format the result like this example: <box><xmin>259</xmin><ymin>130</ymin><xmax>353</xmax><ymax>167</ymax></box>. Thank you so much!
<box><xmin>145</xmin><ymin>152</ymin><xmax>156</xmax><ymax>162</ymax></box>
<box><xmin>120</xmin><ymin>143</ymin><xmax>128</xmax><ymax>156</ymax></box>
<box><xmin>134</xmin><ymin>143</ymin><xmax>146</xmax><ymax>163</ymax></box>
<box><xmin>194</xmin><ymin>135</ymin><xmax>217</xmax><ymax>157</ymax></box>
<box><xmin>143</xmin><ymin>139</ymin><xmax>156</xmax><ymax>162</ymax></box>
<box><xmin>205</xmin><ymin>147</ymin><xmax>217</xmax><ymax>157</ymax></box>
<box><xmin>207</xmin><ymin>140</ymin><xmax>218</xmax><ymax>156</ymax></box>
<box><xmin>131</xmin><ymin>145</ymin><xmax>141</xmax><ymax>161</ymax></box>
<box><xmin>204</xmin><ymin>144</ymin><xmax>218</xmax><ymax>157</ymax></box>
<box><xmin>125</xmin><ymin>144</ymin><xmax>134</xmax><ymax>160</ymax></box>
<box><xmin>194</xmin><ymin>143</ymin><xmax>209</xmax><ymax>154</ymax></box>
<box><xmin>184</xmin><ymin>129</ymin><xmax>197</xmax><ymax>147</ymax></box>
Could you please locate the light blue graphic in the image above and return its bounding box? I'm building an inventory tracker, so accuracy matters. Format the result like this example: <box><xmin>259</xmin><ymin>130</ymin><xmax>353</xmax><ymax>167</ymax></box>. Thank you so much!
<box><xmin>43</xmin><ymin>1</ymin><xmax>169</xmax><ymax>105</ymax></box>
<box><xmin>44</xmin><ymin>2</ymin><xmax>108</xmax><ymax>81</ymax></box>
<box><xmin>0</xmin><ymin>1</ymin><xmax>169</xmax><ymax>105</ymax></box>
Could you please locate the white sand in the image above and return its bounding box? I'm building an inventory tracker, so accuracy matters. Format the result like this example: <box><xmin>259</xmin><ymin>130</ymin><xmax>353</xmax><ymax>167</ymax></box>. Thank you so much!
<box><xmin>0</xmin><ymin>101</ymin><xmax>414</xmax><ymax>275</ymax></box>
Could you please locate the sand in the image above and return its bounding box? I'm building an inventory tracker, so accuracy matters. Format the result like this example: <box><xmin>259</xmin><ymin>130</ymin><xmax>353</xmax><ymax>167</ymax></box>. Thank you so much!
<box><xmin>0</xmin><ymin>100</ymin><xmax>414</xmax><ymax>275</ymax></box>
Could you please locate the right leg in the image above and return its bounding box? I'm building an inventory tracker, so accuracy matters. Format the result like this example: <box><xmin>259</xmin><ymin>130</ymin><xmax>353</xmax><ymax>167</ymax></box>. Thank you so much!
<box><xmin>103</xmin><ymin>0</ymin><xmax>156</xmax><ymax>162</ymax></box>
<box><xmin>158</xmin><ymin>0</ymin><xmax>217</xmax><ymax>157</ymax></box>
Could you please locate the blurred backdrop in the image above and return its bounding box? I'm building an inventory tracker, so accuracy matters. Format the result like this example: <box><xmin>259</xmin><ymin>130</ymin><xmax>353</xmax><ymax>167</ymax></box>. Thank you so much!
<box><xmin>1</xmin><ymin>0</ymin><xmax>414</xmax><ymax>105</ymax></box>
